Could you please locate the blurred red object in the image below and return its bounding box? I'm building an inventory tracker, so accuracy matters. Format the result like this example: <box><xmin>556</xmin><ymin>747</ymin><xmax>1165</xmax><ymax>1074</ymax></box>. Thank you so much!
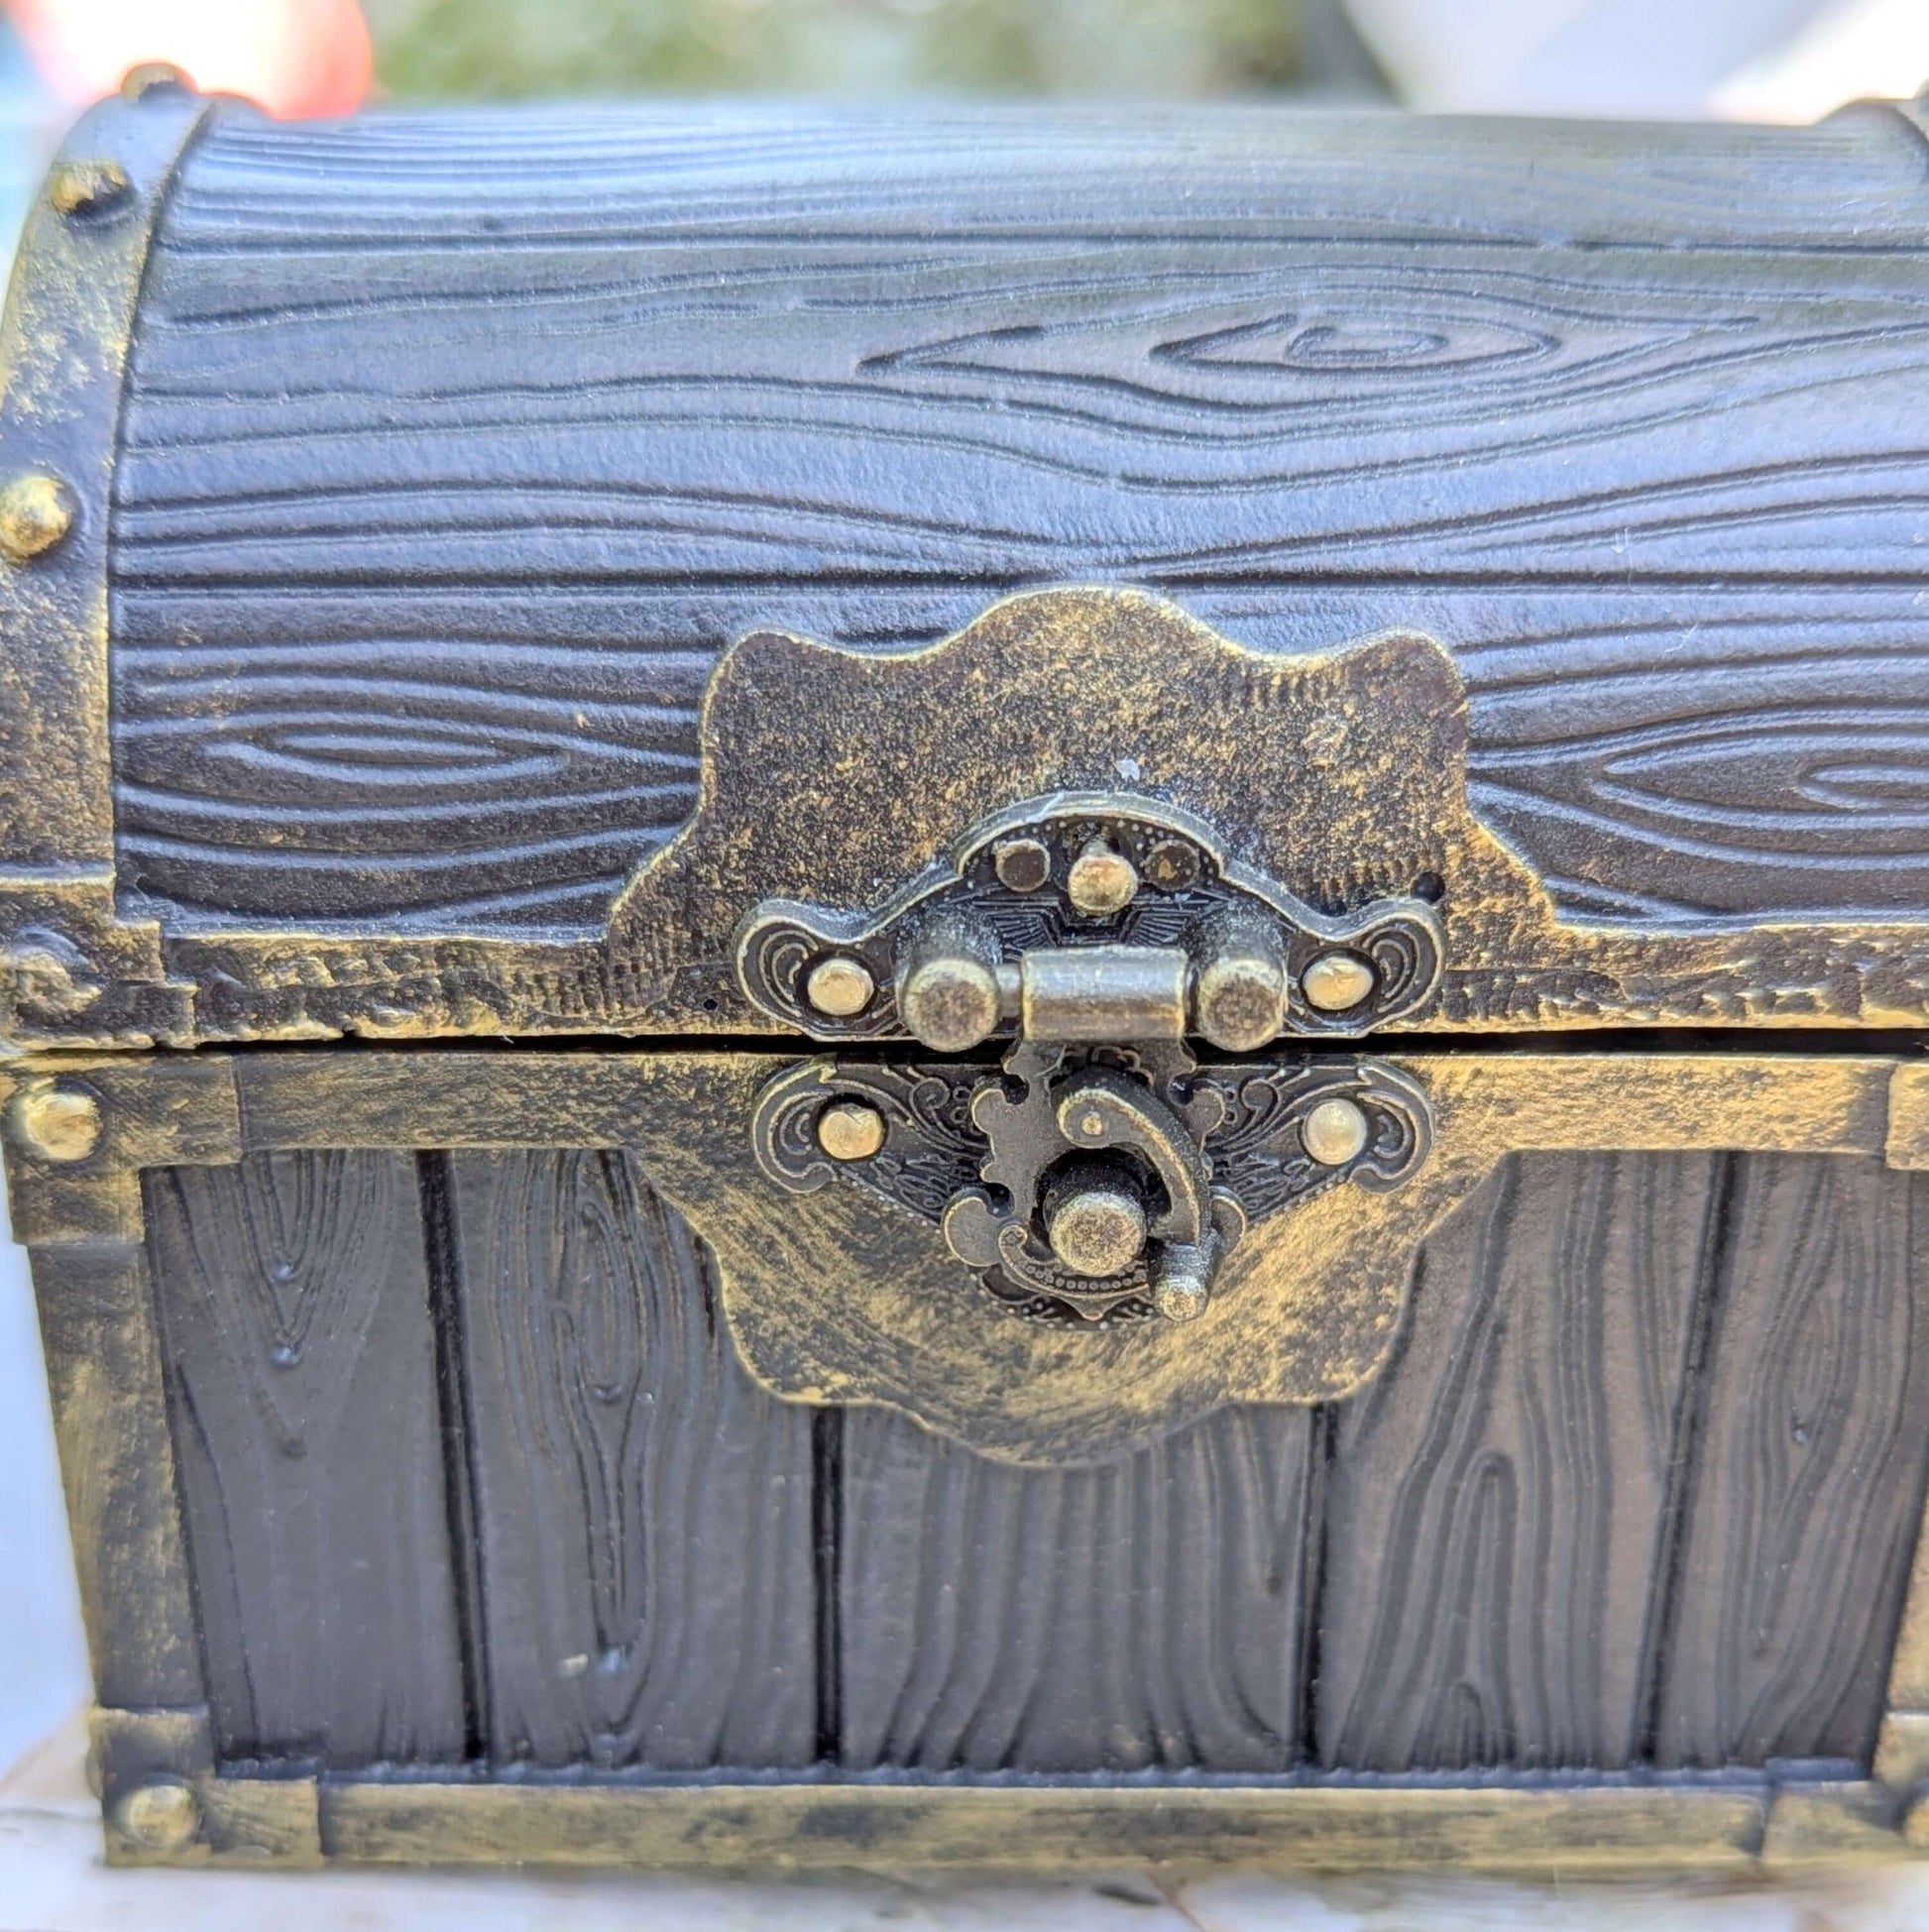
<box><xmin>7</xmin><ymin>0</ymin><xmax>372</xmax><ymax>117</ymax></box>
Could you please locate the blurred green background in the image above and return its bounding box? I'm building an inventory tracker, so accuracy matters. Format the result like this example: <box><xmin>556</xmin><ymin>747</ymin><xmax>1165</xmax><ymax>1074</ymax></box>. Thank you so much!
<box><xmin>362</xmin><ymin>0</ymin><xmax>1365</xmax><ymax>100</ymax></box>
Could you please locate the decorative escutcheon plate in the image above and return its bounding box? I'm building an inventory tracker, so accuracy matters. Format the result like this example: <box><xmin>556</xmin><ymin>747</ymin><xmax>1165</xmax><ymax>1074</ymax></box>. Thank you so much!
<box><xmin>754</xmin><ymin>1048</ymin><xmax>1433</xmax><ymax>1328</ymax></box>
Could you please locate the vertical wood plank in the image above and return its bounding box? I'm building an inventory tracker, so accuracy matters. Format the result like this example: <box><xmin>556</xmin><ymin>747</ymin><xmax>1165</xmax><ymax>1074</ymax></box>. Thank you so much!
<box><xmin>839</xmin><ymin>1404</ymin><xmax>1317</xmax><ymax>1773</ymax></box>
<box><xmin>144</xmin><ymin>1151</ymin><xmax>467</xmax><ymax>1765</ymax></box>
<box><xmin>1316</xmin><ymin>1152</ymin><xmax>1721</xmax><ymax>1772</ymax></box>
<box><xmin>1656</xmin><ymin>1155</ymin><xmax>1929</xmax><ymax>1768</ymax></box>
<box><xmin>451</xmin><ymin>1149</ymin><xmax>817</xmax><ymax>1770</ymax></box>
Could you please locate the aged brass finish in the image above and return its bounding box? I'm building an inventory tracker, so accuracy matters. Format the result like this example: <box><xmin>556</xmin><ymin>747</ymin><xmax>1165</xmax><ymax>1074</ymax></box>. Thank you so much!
<box><xmin>264</xmin><ymin>1774</ymin><xmax>1880</xmax><ymax>1874</ymax></box>
<box><xmin>1045</xmin><ymin>1166</ymin><xmax>1149</xmax><ymax>1277</ymax></box>
<box><xmin>747</xmin><ymin>789</ymin><xmax>1436</xmax><ymax>1322</ymax></box>
<box><xmin>803</xmin><ymin>955</ymin><xmax>873</xmax><ymax>1018</ymax></box>
<box><xmin>1066</xmin><ymin>837</ymin><xmax>1139</xmax><ymax>917</ymax></box>
<box><xmin>935</xmin><ymin>1042</ymin><xmax>1240</xmax><ymax>1326</ymax></box>
<box><xmin>1303</xmin><ymin>1096</ymin><xmax>1371</xmax><ymax>1167</ymax></box>
<box><xmin>1142</xmin><ymin>836</ymin><xmax>1202</xmax><ymax>891</ymax></box>
<box><xmin>1303</xmin><ymin>952</ymin><xmax>1378</xmax><ymax>1015</ymax></box>
<box><xmin>0</xmin><ymin>86</ymin><xmax>208</xmax><ymax>1050</ymax></box>
<box><xmin>0</xmin><ymin>472</ymin><xmax>73</xmax><ymax>562</ymax></box>
<box><xmin>738</xmin><ymin>787</ymin><xmax>1443</xmax><ymax>1050</ymax></box>
<box><xmin>992</xmin><ymin>836</ymin><xmax>1051</xmax><ymax>892</ymax></box>
<box><xmin>119</xmin><ymin>61</ymin><xmax>191</xmax><ymax>99</ymax></box>
<box><xmin>111</xmin><ymin>1778</ymin><xmax>201</xmax><ymax>1854</ymax></box>
<box><xmin>899</xmin><ymin>956</ymin><xmax>1002</xmax><ymax>1053</ymax></box>
<box><xmin>1018</xmin><ymin>945</ymin><xmax>1190</xmax><ymax>1044</ymax></box>
<box><xmin>759</xmin><ymin>1039</ymin><xmax>1425</xmax><ymax>1337</ymax></box>
<box><xmin>7</xmin><ymin>1078</ymin><xmax>101</xmax><ymax>1162</ymax></box>
<box><xmin>47</xmin><ymin>158</ymin><xmax>130</xmax><ymax>218</ymax></box>
<box><xmin>1195</xmin><ymin>925</ymin><xmax>1289</xmax><ymax>1052</ymax></box>
<box><xmin>816</xmin><ymin>1098</ymin><xmax>885</xmax><ymax>1163</ymax></box>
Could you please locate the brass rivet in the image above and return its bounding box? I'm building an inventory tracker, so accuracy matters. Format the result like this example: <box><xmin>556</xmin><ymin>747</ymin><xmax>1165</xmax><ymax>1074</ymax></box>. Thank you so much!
<box><xmin>1154</xmin><ymin>1275</ymin><xmax>1210</xmax><ymax>1322</ymax></box>
<box><xmin>1142</xmin><ymin>837</ymin><xmax>1200</xmax><ymax>890</ymax></box>
<box><xmin>111</xmin><ymin>1777</ymin><xmax>200</xmax><ymax>1854</ymax></box>
<box><xmin>804</xmin><ymin>956</ymin><xmax>874</xmax><ymax>1018</ymax></box>
<box><xmin>1067</xmin><ymin>840</ymin><xmax>1138</xmax><ymax>917</ymax></box>
<box><xmin>8</xmin><ymin>1080</ymin><xmax>101</xmax><ymax>1163</ymax></box>
<box><xmin>993</xmin><ymin>837</ymin><xmax>1051</xmax><ymax>893</ymax></box>
<box><xmin>0</xmin><ymin>473</ymin><xmax>74</xmax><ymax>562</ymax></box>
<box><xmin>817</xmin><ymin>1099</ymin><xmax>885</xmax><ymax>1163</ymax></box>
<box><xmin>1302</xmin><ymin>951</ymin><xmax>1377</xmax><ymax>1013</ymax></box>
<box><xmin>1048</xmin><ymin>1181</ymin><xmax>1147</xmax><ymax>1278</ymax></box>
<box><xmin>1195</xmin><ymin>951</ymin><xmax>1286</xmax><ymax>1053</ymax></box>
<box><xmin>121</xmin><ymin>61</ymin><xmax>193</xmax><ymax>100</ymax></box>
<box><xmin>900</xmin><ymin>955</ymin><xmax>1000</xmax><ymax>1052</ymax></box>
<box><xmin>1303</xmin><ymin>1097</ymin><xmax>1370</xmax><ymax>1167</ymax></box>
<box><xmin>49</xmin><ymin>159</ymin><xmax>131</xmax><ymax>218</ymax></box>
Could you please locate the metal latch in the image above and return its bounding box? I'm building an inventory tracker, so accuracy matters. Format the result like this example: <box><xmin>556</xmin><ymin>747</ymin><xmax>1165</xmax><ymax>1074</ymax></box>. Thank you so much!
<box><xmin>742</xmin><ymin>793</ymin><xmax>1439</xmax><ymax>1325</ymax></box>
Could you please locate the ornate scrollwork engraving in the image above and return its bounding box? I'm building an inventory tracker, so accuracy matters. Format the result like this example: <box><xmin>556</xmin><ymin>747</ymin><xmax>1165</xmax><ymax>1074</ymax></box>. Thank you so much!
<box><xmin>737</xmin><ymin>793</ymin><xmax>1444</xmax><ymax>1049</ymax></box>
<box><xmin>745</xmin><ymin>787</ymin><xmax>1442</xmax><ymax>1330</ymax></box>
<box><xmin>752</xmin><ymin>1045</ymin><xmax>1434</xmax><ymax>1329</ymax></box>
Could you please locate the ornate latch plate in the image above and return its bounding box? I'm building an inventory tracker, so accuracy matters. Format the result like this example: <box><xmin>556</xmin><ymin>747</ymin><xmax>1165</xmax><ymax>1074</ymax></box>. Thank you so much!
<box><xmin>746</xmin><ymin>795</ymin><xmax>1436</xmax><ymax>1328</ymax></box>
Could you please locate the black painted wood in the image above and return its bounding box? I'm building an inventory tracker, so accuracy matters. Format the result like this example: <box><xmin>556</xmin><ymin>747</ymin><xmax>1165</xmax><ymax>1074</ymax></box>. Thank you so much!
<box><xmin>839</xmin><ymin>1403</ymin><xmax>1317</xmax><ymax>1772</ymax></box>
<box><xmin>446</xmin><ymin>1148</ymin><xmax>818</xmax><ymax>1770</ymax></box>
<box><xmin>143</xmin><ymin>1151</ymin><xmax>468</xmax><ymax>1766</ymax></box>
<box><xmin>132</xmin><ymin>1135</ymin><xmax>1929</xmax><ymax>1782</ymax></box>
<box><xmin>1315</xmin><ymin>1152</ymin><xmax>1721</xmax><ymax>1772</ymax></box>
<box><xmin>1655</xmin><ymin>1156</ymin><xmax>1929</xmax><ymax>1768</ymax></box>
<box><xmin>109</xmin><ymin>103</ymin><xmax>1929</xmax><ymax>933</ymax></box>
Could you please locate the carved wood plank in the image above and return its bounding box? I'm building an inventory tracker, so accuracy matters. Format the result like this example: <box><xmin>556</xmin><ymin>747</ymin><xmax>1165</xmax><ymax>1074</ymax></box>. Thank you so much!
<box><xmin>143</xmin><ymin>1151</ymin><xmax>468</xmax><ymax>1765</ymax></box>
<box><xmin>1655</xmin><ymin>1156</ymin><xmax>1929</xmax><ymax>1768</ymax></box>
<box><xmin>145</xmin><ymin>102</ymin><xmax>1929</xmax><ymax>249</ymax></box>
<box><xmin>105</xmin><ymin>106</ymin><xmax>1929</xmax><ymax>935</ymax></box>
<box><xmin>120</xmin><ymin>231</ymin><xmax>1929</xmax><ymax>586</ymax></box>
<box><xmin>1316</xmin><ymin>1152</ymin><xmax>1721</xmax><ymax>1772</ymax></box>
<box><xmin>448</xmin><ymin>1148</ymin><xmax>818</xmax><ymax>1770</ymax></box>
<box><xmin>109</xmin><ymin>584</ymin><xmax>1929</xmax><ymax>930</ymax></box>
<box><xmin>839</xmin><ymin>1403</ymin><xmax>1317</xmax><ymax>1772</ymax></box>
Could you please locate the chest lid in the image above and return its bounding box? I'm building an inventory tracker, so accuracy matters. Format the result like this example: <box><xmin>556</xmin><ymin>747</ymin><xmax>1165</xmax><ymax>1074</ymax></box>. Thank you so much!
<box><xmin>5</xmin><ymin>85</ymin><xmax>1929</xmax><ymax>1054</ymax></box>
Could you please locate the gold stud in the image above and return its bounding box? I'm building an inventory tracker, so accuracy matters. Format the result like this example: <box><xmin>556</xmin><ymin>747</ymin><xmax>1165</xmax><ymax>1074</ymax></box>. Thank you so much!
<box><xmin>899</xmin><ymin>955</ymin><xmax>1000</xmax><ymax>1052</ymax></box>
<box><xmin>1066</xmin><ymin>839</ymin><xmax>1137</xmax><ymax>917</ymax></box>
<box><xmin>1302</xmin><ymin>951</ymin><xmax>1376</xmax><ymax>1013</ymax></box>
<box><xmin>817</xmin><ymin>1100</ymin><xmax>885</xmax><ymax>1163</ymax></box>
<box><xmin>1153</xmin><ymin>1257</ymin><xmax>1212</xmax><ymax>1322</ymax></box>
<box><xmin>804</xmin><ymin>956</ymin><xmax>873</xmax><ymax>1018</ymax></box>
<box><xmin>1195</xmin><ymin>949</ymin><xmax>1286</xmax><ymax>1053</ymax></box>
<box><xmin>1047</xmin><ymin>1180</ymin><xmax>1147</xmax><ymax>1278</ymax></box>
<box><xmin>8</xmin><ymin>1080</ymin><xmax>101</xmax><ymax>1163</ymax></box>
<box><xmin>1141</xmin><ymin>837</ymin><xmax>1200</xmax><ymax>890</ymax></box>
<box><xmin>0</xmin><ymin>473</ymin><xmax>73</xmax><ymax>562</ymax></box>
<box><xmin>992</xmin><ymin>837</ymin><xmax>1051</xmax><ymax>893</ymax></box>
<box><xmin>111</xmin><ymin>1777</ymin><xmax>200</xmax><ymax>1854</ymax></box>
<box><xmin>121</xmin><ymin>61</ymin><xmax>192</xmax><ymax>100</ymax></box>
<box><xmin>49</xmin><ymin>159</ymin><xmax>130</xmax><ymax>218</ymax></box>
<box><xmin>1303</xmin><ymin>1096</ymin><xmax>1369</xmax><ymax>1167</ymax></box>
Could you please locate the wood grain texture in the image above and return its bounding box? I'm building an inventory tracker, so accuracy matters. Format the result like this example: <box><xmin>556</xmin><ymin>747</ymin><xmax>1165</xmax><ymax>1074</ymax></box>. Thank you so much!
<box><xmin>111</xmin><ymin>585</ymin><xmax>1929</xmax><ymax>930</ymax></box>
<box><xmin>1655</xmin><ymin>1155</ymin><xmax>1929</xmax><ymax>1768</ymax></box>
<box><xmin>839</xmin><ymin>1403</ymin><xmax>1316</xmax><ymax>1773</ymax></box>
<box><xmin>107</xmin><ymin>104</ymin><xmax>1929</xmax><ymax>933</ymax></box>
<box><xmin>448</xmin><ymin>1148</ymin><xmax>817</xmax><ymax>1770</ymax></box>
<box><xmin>1317</xmin><ymin>1152</ymin><xmax>1722</xmax><ymax>1772</ymax></box>
<box><xmin>142</xmin><ymin>1151</ymin><xmax>467</xmax><ymax>1766</ymax></box>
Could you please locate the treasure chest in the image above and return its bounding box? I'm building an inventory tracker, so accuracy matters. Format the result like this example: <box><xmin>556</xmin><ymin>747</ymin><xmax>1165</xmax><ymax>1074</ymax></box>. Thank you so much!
<box><xmin>9</xmin><ymin>68</ymin><xmax>1929</xmax><ymax>1875</ymax></box>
